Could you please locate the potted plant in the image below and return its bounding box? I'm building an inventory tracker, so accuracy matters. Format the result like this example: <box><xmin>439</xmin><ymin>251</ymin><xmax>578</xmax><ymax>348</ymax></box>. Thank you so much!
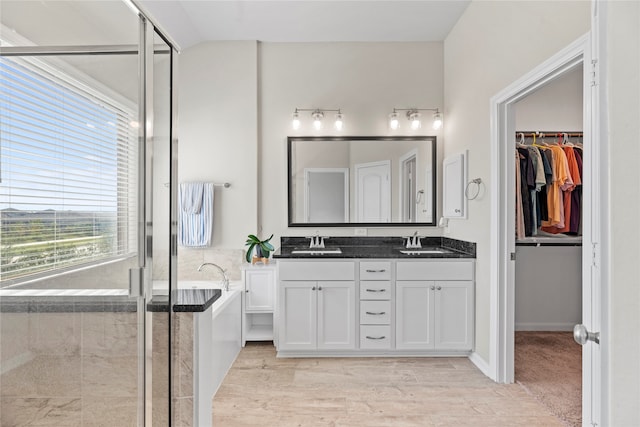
<box><xmin>245</xmin><ymin>234</ymin><xmax>275</xmax><ymax>263</ymax></box>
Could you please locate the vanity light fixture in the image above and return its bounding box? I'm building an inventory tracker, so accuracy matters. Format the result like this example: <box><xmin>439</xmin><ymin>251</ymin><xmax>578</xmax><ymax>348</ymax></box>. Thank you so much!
<box><xmin>389</xmin><ymin>108</ymin><xmax>443</xmax><ymax>131</ymax></box>
<box><xmin>291</xmin><ymin>108</ymin><xmax>344</xmax><ymax>131</ymax></box>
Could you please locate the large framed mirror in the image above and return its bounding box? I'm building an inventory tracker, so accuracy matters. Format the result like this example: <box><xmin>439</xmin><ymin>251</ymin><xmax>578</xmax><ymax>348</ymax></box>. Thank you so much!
<box><xmin>288</xmin><ymin>136</ymin><xmax>437</xmax><ymax>226</ymax></box>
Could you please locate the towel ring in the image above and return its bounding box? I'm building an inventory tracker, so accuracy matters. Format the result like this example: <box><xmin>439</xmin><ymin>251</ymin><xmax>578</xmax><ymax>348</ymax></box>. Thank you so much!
<box><xmin>465</xmin><ymin>178</ymin><xmax>482</xmax><ymax>200</ymax></box>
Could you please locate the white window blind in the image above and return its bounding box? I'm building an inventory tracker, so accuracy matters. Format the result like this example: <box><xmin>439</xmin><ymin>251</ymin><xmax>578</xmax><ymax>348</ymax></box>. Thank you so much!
<box><xmin>0</xmin><ymin>55</ymin><xmax>138</xmax><ymax>283</ymax></box>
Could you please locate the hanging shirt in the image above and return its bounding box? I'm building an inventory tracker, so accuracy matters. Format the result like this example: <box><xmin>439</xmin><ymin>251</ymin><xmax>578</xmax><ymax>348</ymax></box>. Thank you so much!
<box><xmin>515</xmin><ymin>150</ymin><xmax>526</xmax><ymax>240</ymax></box>
<box><xmin>541</xmin><ymin>146</ymin><xmax>572</xmax><ymax>228</ymax></box>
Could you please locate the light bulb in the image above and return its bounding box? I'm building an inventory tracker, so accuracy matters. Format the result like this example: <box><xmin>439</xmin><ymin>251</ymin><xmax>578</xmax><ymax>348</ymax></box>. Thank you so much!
<box><xmin>389</xmin><ymin>112</ymin><xmax>399</xmax><ymax>130</ymax></box>
<box><xmin>292</xmin><ymin>111</ymin><xmax>301</xmax><ymax>130</ymax></box>
<box><xmin>334</xmin><ymin>113</ymin><xmax>343</xmax><ymax>131</ymax></box>
<box><xmin>312</xmin><ymin>110</ymin><xmax>324</xmax><ymax>130</ymax></box>
<box><xmin>432</xmin><ymin>111</ymin><xmax>443</xmax><ymax>130</ymax></box>
<box><xmin>408</xmin><ymin>112</ymin><xmax>421</xmax><ymax>130</ymax></box>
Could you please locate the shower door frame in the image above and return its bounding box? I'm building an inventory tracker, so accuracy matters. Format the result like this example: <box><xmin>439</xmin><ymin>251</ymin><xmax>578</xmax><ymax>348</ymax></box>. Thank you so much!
<box><xmin>0</xmin><ymin>9</ymin><xmax>180</xmax><ymax>427</ymax></box>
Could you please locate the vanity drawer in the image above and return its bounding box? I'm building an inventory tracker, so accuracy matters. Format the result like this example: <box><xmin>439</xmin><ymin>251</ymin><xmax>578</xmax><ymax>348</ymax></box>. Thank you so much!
<box><xmin>360</xmin><ymin>300</ymin><xmax>391</xmax><ymax>324</ymax></box>
<box><xmin>279</xmin><ymin>261</ymin><xmax>355</xmax><ymax>281</ymax></box>
<box><xmin>360</xmin><ymin>281</ymin><xmax>391</xmax><ymax>300</ymax></box>
<box><xmin>360</xmin><ymin>325</ymin><xmax>391</xmax><ymax>349</ymax></box>
<box><xmin>360</xmin><ymin>261</ymin><xmax>392</xmax><ymax>280</ymax></box>
<box><xmin>396</xmin><ymin>261</ymin><xmax>474</xmax><ymax>281</ymax></box>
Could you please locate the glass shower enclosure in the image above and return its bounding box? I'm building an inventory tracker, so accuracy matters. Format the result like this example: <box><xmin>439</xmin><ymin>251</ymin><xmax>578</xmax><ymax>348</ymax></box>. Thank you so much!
<box><xmin>0</xmin><ymin>1</ymin><xmax>177</xmax><ymax>425</ymax></box>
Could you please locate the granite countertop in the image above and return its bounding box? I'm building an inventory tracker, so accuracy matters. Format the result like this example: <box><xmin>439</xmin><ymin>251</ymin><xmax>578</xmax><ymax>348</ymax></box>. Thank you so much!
<box><xmin>273</xmin><ymin>236</ymin><xmax>476</xmax><ymax>259</ymax></box>
<box><xmin>0</xmin><ymin>289</ymin><xmax>221</xmax><ymax>313</ymax></box>
<box><xmin>148</xmin><ymin>288</ymin><xmax>222</xmax><ymax>313</ymax></box>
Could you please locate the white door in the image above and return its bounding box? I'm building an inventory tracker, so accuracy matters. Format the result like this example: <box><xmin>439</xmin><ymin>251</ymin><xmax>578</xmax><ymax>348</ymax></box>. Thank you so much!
<box><xmin>304</xmin><ymin>168</ymin><xmax>349</xmax><ymax>223</ymax></box>
<box><xmin>396</xmin><ymin>281</ymin><xmax>435</xmax><ymax>350</ymax></box>
<box><xmin>434</xmin><ymin>281</ymin><xmax>474</xmax><ymax>350</ymax></box>
<box><xmin>245</xmin><ymin>269</ymin><xmax>275</xmax><ymax>311</ymax></box>
<box><xmin>317</xmin><ymin>281</ymin><xmax>356</xmax><ymax>350</ymax></box>
<box><xmin>279</xmin><ymin>281</ymin><xmax>317</xmax><ymax>351</ymax></box>
<box><xmin>355</xmin><ymin>161</ymin><xmax>391</xmax><ymax>222</ymax></box>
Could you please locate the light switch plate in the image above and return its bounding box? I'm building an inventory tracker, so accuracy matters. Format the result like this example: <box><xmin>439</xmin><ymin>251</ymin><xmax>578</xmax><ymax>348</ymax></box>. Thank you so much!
<box><xmin>354</xmin><ymin>228</ymin><xmax>367</xmax><ymax>236</ymax></box>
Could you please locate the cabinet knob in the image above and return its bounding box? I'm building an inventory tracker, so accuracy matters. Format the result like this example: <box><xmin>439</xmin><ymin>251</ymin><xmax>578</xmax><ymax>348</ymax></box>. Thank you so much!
<box><xmin>436</xmin><ymin>286</ymin><xmax>442</xmax><ymax>290</ymax></box>
<box><xmin>245</xmin><ymin>289</ymin><xmax>249</xmax><ymax>293</ymax></box>
<box><xmin>318</xmin><ymin>286</ymin><xmax>323</xmax><ymax>291</ymax></box>
<box><xmin>312</xmin><ymin>286</ymin><xmax>316</xmax><ymax>291</ymax></box>
<box><xmin>430</xmin><ymin>285</ymin><xmax>435</xmax><ymax>290</ymax></box>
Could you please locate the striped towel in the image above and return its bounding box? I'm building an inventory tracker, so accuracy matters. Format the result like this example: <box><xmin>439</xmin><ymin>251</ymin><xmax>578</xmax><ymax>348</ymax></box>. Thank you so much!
<box><xmin>178</xmin><ymin>182</ymin><xmax>214</xmax><ymax>247</ymax></box>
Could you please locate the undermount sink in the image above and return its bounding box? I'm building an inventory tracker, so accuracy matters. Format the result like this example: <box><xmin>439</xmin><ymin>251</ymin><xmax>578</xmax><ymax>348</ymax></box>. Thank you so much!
<box><xmin>399</xmin><ymin>248</ymin><xmax>452</xmax><ymax>255</ymax></box>
<box><xmin>291</xmin><ymin>248</ymin><xmax>342</xmax><ymax>255</ymax></box>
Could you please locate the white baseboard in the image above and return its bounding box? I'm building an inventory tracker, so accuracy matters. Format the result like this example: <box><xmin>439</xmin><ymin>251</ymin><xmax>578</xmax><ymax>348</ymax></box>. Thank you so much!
<box><xmin>468</xmin><ymin>351</ymin><xmax>491</xmax><ymax>378</ymax></box>
<box><xmin>515</xmin><ymin>322</ymin><xmax>575</xmax><ymax>331</ymax></box>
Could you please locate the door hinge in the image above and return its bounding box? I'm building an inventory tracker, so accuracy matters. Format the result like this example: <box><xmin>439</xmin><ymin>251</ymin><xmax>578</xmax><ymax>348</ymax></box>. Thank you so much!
<box><xmin>129</xmin><ymin>267</ymin><xmax>145</xmax><ymax>297</ymax></box>
<box><xmin>591</xmin><ymin>59</ymin><xmax>598</xmax><ymax>87</ymax></box>
<box><xmin>510</xmin><ymin>252</ymin><xmax>516</xmax><ymax>261</ymax></box>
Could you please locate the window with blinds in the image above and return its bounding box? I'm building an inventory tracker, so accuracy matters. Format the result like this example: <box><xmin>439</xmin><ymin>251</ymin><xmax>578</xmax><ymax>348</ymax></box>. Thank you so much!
<box><xmin>0</xmin><ymin>55</ymin><xmax>138</xmax><ymax>284</ymax></box>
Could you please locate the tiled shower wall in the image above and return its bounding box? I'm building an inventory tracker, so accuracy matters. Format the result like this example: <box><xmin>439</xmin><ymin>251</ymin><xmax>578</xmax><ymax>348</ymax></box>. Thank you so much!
<box><xmin>0</xmin><ymin>311</ymin><xmax>139</xmax><ymax>426</ymax></box>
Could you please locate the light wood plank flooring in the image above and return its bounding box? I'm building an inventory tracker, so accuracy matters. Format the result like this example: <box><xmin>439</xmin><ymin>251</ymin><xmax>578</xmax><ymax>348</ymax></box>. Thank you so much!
<box><xmin>213</xmin><ymin>342</ymin><xmax>563</xmax><ymax>426</ymax></box>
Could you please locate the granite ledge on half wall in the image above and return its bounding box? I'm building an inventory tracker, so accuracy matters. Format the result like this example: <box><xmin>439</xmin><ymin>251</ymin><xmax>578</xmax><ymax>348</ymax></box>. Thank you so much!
<box><xmin>274</xmin><ymin>236</ymin><xmax>476</xmax><ymax>259</ymax></box>
<box><xmin>0</xmin><ymin>289</ymin><xmax>221</xmax><ymax>313</ymax></box>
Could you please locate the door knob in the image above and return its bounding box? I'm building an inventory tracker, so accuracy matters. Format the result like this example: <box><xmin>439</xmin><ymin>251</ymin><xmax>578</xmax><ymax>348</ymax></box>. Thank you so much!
<box><xmin>573</xmin><ymin>324</ymin><xmax>600</xmax><ymax>345</ymax></box>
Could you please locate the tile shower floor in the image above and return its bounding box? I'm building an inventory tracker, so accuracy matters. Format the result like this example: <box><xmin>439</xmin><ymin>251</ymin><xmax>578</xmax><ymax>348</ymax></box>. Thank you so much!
<box><xmin>213</xmin><ymin>342</ymin><xmax>564</xmax><ymax>427</ymax></box>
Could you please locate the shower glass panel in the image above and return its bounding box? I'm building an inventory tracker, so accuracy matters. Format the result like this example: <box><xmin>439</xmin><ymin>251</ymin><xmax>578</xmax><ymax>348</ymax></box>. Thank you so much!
<box><xmin>0</xmin><ymin>1</ymin><xmax>176</xmax><ymax>425</ymax></box>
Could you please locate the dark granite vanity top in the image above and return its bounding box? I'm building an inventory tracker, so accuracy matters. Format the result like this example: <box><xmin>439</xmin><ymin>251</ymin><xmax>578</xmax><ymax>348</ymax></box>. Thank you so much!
<box><xmin>274</xmin><ymin>236</ymin><xmax>476</xmax><ymax>259</ymax></box>
<box><xmin>0</xmin><ymin>288</ymin><xmax>221</xmax><ymax>313</ymax></box>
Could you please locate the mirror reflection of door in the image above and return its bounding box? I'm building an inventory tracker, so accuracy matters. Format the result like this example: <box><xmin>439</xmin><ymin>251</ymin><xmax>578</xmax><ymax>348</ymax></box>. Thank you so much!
<box><xmin>355</xmin><ymin>161</ymin><xmax>391</xmax><ymax>222</ymax></box>
<box><xmin>304</xmin><ymin>168</ymin><xmax>349</xmax><ymax>222</ymax></box>
<box><xmin>400</xmin><ymin>150</ymin><xmax>418</xmax><ymax>222</ymax></box>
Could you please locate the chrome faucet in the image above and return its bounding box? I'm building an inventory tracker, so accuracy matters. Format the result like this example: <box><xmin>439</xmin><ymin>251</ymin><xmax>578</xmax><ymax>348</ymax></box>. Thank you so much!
<box><xmin>405</xmin><ymin>231</ymin><xmax>422</xmax><ymax>249</ymax></box>
<box><xmin>308</xmin><ymin>232</ymin><xmax>326</xmax><ymax>249</ymax></box>
<box><xmin>197</xmin><ymin>262</ymin><xmax>230</xmax><ymax>291</ymax></box>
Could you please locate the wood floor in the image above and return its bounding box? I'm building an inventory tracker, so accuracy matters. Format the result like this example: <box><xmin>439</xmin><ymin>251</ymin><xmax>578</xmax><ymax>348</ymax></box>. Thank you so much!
<box><xmin>213</xmin><ymin>342</ymin><xmax>564</xmax><ymax>427</ymax></box>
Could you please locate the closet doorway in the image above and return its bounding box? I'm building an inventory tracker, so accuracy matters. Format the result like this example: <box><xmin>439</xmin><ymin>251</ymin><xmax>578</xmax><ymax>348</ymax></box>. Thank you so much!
<box><xmin>512</xmin><ymin>65</ymin><xmax>584</xmax><ymax>427</ymax></box>
<box><xmin>490</xmin><ymin>33</ymin><xmax>603</xmax><ymax>426</ymax></box>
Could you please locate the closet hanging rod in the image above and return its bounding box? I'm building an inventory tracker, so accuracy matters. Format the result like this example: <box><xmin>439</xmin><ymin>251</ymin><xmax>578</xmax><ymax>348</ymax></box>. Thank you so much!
<box><xmin>515</xmin><ymin>131</ymin><xmax>583</xmax><ymax>137</ymax></box>
<box><xmin>164</xmin><ymin>182</ymin><xmax>231</xmax><ymax>188</ymax></box>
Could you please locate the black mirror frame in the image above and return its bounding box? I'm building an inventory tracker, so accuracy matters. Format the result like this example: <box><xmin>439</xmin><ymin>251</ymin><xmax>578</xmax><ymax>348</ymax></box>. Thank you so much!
<box><xmin>287</xmin><ymin>135</ymin><xmax>437</xmax><ymax>227</ymax></box>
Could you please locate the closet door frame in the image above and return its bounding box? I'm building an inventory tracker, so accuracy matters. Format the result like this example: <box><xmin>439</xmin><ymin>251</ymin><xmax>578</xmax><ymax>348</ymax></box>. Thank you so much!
<box><xmin>488</xmin><ymin>29</ymin><xmax>606</xmax><ymax>427</ymax></box>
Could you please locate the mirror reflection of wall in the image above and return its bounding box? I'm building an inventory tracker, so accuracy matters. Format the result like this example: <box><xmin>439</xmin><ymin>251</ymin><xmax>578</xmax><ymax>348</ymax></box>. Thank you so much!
<box><xmin>289</xmin><ymin>136</ymin><xmax>436</xmax><ymax>226</ymax></box>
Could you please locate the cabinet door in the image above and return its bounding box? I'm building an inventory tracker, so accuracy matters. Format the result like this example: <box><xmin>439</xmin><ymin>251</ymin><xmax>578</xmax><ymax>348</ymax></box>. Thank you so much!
<box><xmin>245</xmin><ymin>269</ymin><xmax>275</xmax><ymax>311</ymax></box>
<box><xmin>434</xmin><ymin>281</ymin><xmax>473</xmax><ymax>350</ymax></box>
<box><xmin>396</xmin><ymin>281</ymin><xmax>435</xmax><ymax>350</ymax></box>
<box><xmin>442</xmin><ymin>152</ymin><xmax>466</xmax><ymax>218</ymax></box>
<box><xmin>317</xmin><ymin>281</ymin><xmax>356</xmax><ymax>350</ymax></box>
<box><xmin>279</xmin><ymin>281</ymin><xmax>317</xmax><ymax>351</ymax></box>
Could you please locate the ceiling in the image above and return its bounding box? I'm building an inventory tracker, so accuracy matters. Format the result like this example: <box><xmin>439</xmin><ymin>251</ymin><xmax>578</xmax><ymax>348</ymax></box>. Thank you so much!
<box><xmin>136</xmin><ymin>0</ymin><xmax>471</xmax><ymax>50</ymax></box>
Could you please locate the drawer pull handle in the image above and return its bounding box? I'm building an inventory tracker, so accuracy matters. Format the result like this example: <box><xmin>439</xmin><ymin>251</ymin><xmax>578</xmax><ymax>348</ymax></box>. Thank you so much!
<box><xmin>366</xmin><ymin>335</ymin><xmax>386</xmax><ymax>340</ymax></box>
<box><xmin>365</xmin><ymin>289</ymin><xmax>386</xmax><ymax>293</ymax></box>
<box><xmin>365</xmin><ymin>311</ymin><xmax>386</xmax><ymax>316</ymax></box>
<box><xmin>365</xmin><ymin>269</ymin><xmax>386</xmax><ymax>273</ymax></box>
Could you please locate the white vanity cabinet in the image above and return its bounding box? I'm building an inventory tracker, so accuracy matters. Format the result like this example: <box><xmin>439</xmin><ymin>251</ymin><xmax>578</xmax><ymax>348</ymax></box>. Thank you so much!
<box><xmin>278</xmin><ymin>261</ymin><xmax>356</xmax><ymax>351</ymax></box>
<box><xmin>241</xmin><ymin>264</ymin><xmax>276</xmax><ymax>346</ymax></box>
<box><xmin>396</xmin><ymin>261</ymin><xmax>474</xmax><ymax>351</ymax></box>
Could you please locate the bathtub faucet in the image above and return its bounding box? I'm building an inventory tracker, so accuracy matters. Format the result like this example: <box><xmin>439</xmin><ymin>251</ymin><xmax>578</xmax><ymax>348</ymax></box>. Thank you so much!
<box><xmin>197</xmin><ymin>262</ymin><xmax>230</xmax><ymax>291</ymax></box>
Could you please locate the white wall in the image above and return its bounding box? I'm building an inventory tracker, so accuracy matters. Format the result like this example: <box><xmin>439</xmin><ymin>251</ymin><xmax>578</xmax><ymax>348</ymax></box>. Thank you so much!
<box><xmin>259</xmin><ymin>42</ymin><xmax>444</xmax><ymax>240</ymax></box>
<box><xmin>175</xmin><ymin>41</ymin><xmax>258</xmax><ymax>279</ymax></box>
<box><xmin>514</xmin><ymin>65</ymin><xmax>583</xmax><ymax>131</ymax></box>
<box><xmin>443</xmin><ymin>0</ymin><xmax>590</xmax><ymax>362</ymax></box>
<box><xmin>606</xmin><ymin>1</ymin><xmax>640</xmax><ymax>424</ymax></box>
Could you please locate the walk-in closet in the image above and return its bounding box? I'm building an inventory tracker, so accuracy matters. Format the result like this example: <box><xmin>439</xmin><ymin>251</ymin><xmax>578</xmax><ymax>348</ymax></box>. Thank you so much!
<box><xmin>513</xmin><ymin>64</ymin><xmax>584</xmax><ymax>427</ymax></box>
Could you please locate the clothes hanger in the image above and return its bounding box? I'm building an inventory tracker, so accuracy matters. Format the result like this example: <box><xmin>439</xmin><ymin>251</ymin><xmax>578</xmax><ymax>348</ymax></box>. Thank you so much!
<box><xmin>562</xmin><ymin>132</ymin><xmax>574</xmax><ymax>147</ymax></box>
<box><xmin>516</xmin><ymin>132</ymin><xmax>526</xmax><ymax>146</ymax></box>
